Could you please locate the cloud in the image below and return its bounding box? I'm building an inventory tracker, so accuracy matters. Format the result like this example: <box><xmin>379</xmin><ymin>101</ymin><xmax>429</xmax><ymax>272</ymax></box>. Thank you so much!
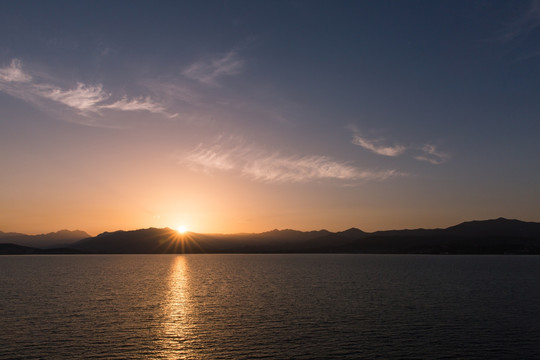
<box><xmin>0</xmin><ymin>59</ymin><xmax>32</xmax><ymax>83</ymax></box>
<box><xmin>99</xmin><ymin>96</ymin><xmax>171</xmax><ymax>115</ymax></box>
<box><xmin>352</xmin><ymin>134</ymin><xmax>406</xmax><ymax>157</ymax></box>
<box><xmin>143</xmin><ymin>82</ymin><xmax>203</xmax><ymax>107</ymax></box>
<box><xmin>415</xmin><ymin>144</ymin><xmax>449</xmax><ymax>165</ymax></box>
<box><xmin>348</xmin><ymin>126</ymin><xmax>450</xmax><ymax>165</ymax></box>
<box><xmin>184</xmin><ymin>144</ymin><xmax>237</xmax><ymax>172</ymax></box>
<box><xmin>242</xmin><ymin>155</ymin><xmax>399</xmax><ymax>183</ymax></box>
<box><xmin>499</xmin><ymin>0</ymin><xmax>540</xmax><ymax>42</ymax></box>
<box><xmin>183</xmin><ymin>138</ymin><xmax>403</xmax><ymax>183</ymax></box>
<box><xmin>494</xmin><ymin>0</ymin><xmax>540</xmax><ymax>60</ymax></box>
<box><xmin>37</xmin><ymin>83</ymin><xmax>109</xmax><ymax>112</ymax></box>
<box><xmin>0</xmin><ymin>58</ymin><xmax>172</xmax><ymax>121</ymax></box>
<box><xmin>182</xmin><ymin>51</ymin><xmax>243</xmax><ymax>86</ymax></box>
<box><xmin>242</xmin><ymin>154</ymin><xmax>359</xmax><ymax>182</ymax></box>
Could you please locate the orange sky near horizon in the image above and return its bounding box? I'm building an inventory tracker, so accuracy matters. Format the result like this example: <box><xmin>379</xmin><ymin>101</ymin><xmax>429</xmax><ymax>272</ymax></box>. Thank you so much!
<box><xmin>1</xmin><ymin>2</ymin><xmax>540</xmax><ymax>236</ymax></box>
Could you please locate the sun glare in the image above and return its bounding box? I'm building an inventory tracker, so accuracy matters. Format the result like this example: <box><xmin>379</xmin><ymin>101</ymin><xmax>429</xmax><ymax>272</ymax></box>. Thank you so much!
<box><xmin>176</xmin><ymin>225</ymin><xmax>187</xmax><ymax>234</ymax></box>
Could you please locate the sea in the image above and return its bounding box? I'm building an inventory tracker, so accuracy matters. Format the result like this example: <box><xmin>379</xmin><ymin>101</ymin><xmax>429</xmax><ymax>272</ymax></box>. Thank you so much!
<box><xmin>1</xmin><ymin>254</ymin><xmax>539</xmax><ymax>359</ymax></box>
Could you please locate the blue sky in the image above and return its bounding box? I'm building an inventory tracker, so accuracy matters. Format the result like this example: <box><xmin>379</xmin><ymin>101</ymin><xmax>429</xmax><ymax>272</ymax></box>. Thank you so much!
<box><xmin>1</xmin><ymin>0</ymin><xmax>539</xmax><ymax>234</ymax></box>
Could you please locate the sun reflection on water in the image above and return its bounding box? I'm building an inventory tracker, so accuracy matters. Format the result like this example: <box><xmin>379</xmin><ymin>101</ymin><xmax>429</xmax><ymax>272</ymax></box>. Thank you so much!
<box><xmin>158</xmin><ymin>255</ymin><xmax>196</xmax><ymax>359</ymax></box>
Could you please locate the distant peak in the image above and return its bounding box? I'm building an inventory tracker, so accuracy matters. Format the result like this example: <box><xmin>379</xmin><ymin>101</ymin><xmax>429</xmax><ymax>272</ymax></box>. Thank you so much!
<box><xmin>263</xmin><ymin>229</ymin><xmax>299</xmax><ymax>234</ymax></box>
<box><xmin>341</xmin><ymin>227</ymin><xmax>366</xmax><ymax>234</ymax></box>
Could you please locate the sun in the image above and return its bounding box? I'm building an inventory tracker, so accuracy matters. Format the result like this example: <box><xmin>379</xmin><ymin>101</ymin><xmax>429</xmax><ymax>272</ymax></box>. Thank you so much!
<box><xmin>176</xmin><ymin>225</ymin><xmax>188</xmax><ymax>234</ymax></box>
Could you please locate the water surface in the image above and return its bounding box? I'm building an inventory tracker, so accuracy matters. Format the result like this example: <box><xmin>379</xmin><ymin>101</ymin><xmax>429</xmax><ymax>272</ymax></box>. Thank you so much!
<box><xmin>1</xmin><ymin>254</ymin><xmax>539</xmax><ymax>359</ymax></box>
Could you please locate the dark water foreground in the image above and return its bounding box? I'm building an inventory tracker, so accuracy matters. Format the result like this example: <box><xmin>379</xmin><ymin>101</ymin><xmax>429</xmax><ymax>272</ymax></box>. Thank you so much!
<box><xmin>1</xmin><ymin>254</ymin><xmax>539</xmax><ymax>359</ymax></box>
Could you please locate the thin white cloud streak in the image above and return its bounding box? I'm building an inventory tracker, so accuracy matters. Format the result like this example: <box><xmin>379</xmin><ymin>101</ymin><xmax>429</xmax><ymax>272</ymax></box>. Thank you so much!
<box><xmin>99</xmin><ymin>96</ymin><xmax>169</xmax><ymax>115</ymax></box>
<box><xmin>37</xmin><ymin>83</ymin><xmax>109</xmax><ymax>112</ymax></box>
<box><xmin>352</xmin><ymin>134</ymin><xmax>406</xmax><ymax>157</ymax></box>
<box><xmin>499</xmin><ymin>0</ymin><xmax>540</xmax><ymax>42</ymax></box>
<box><xmin>184</xmin><ymin>144</ymin><xmax>236</xmax><ymax>172</ymax></box>
<box><xmin>0</xmin><ymin>58</ymin><xmax>171</xmax><ymax>118</ymax></box>
<box><xmin>183</xmin><ymin>139</ymin><xmax>403</xmax><ymax>183</ymax></box>
<box><xmin>0</xmin><ymin>59</ymin><xmax>32</xmax><ymax>83</ymax></box>
<box><xmin>415</xmin><ymin>144</ymin><xmax>449</xmax><ymax>165</ymax></box>
<box><xmin>182</xmin><ymin>51</ymin><xmax>243</xmax><ymax>86</ymax></box>
<box><xmin>242</xmin><ymin>155</ymin><xmax>399</xmax><ymax>183</ymax></box>
<box><xmin>348</xmin><ymin>126</ymin><xmax>450</xmax><ymax>165</ymax></box>
<box><xmin>144</xmin><ymin>82</ymin><xmax>204</xmax><ymax>107</ymax></box>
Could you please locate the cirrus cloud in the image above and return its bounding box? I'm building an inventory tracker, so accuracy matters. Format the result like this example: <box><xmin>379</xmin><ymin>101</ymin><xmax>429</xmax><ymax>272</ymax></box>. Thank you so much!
<box><xmin>352</xmin><ymin>134</ymin><xmax>407</xmax><ymax>157</ymax></box>
<box><xmin>0</xmin><ymin>58</ymin><xmax>173</xmax><ymax>122</ymax></box>
<box><xmin>182</xmin><ymin>51</ymin><xmax>243</xmax><ymax>86</ymax></box>
<box><xmin>349</xmin><ymin>126</ymin><xmax>450</xmax><ymax>165</ymax></box>
<box><xmin>415</xmin><ymin>144</ymin><xmax>450</xmax><ymax>165</ymax></box>
<box><xmin>36</xmin><ymin>82</ymin><xmax>109</xmax><ymax>112</ymax></box>
<box><xmin>0</xmin><ymin>59</ymin><xmax>32</xmax><ymax>83</ymax></box>
<box><xmin>183</xmin><ymin>137</ymin><xmax>404</xmax><ymax>184</ymax></box>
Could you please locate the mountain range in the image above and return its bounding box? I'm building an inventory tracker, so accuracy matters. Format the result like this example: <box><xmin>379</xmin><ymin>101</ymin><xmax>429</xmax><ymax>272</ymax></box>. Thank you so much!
<box><xmin>0</xmin><ymin>230</ymin><xmax>90</xmax><ymax>248</ymax></box>
<box><xmin>2</xmin><ymin>218</ymin><xmax>540</xmax><ymax>255</ymax></box>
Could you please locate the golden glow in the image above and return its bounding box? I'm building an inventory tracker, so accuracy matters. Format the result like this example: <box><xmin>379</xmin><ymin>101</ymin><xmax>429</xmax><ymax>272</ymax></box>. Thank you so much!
<box><xmin>176</xmin><ymin>225</ymin><xmax>187</xmax><ymax>234</ymax></box>
<box><xmin>160</xmin><ymin>256</ymin><xmax>196</xmax><ymax>358</ymax></box>
<box><xmin>158</xmin><ymin>230</ymin><xmax>202</xmax><ymax>254</ymax></box>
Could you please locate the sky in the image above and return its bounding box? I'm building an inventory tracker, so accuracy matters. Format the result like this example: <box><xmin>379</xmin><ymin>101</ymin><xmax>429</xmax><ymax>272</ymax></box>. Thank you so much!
<box><xmin>1</xmin><ymin>0</ymin><xmax>539</xmax><ymax>235</ymax></box>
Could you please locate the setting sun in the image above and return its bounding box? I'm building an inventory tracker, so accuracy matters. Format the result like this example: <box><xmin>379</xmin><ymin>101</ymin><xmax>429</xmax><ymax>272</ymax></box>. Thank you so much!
<box><xmin>176</xmin><ymin>225</ymin><xmax>187</xmax><ymax>234</ymax></box>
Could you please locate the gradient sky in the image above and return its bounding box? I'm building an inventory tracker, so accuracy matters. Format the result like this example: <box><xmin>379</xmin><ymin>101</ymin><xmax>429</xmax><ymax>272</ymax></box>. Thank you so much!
<box><xmin>1</xmin><ymin>0</ymin><xmax>539</xmax><ymax>235</ymax></box>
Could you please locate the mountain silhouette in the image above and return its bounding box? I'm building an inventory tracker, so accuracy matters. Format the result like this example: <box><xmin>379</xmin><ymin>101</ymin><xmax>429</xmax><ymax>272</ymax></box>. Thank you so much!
<box><xmin>67</xmin><ymin>218</ymin><xmax>540</xmax><ymax>254</ymax></box>
<box><xmin>72</xmin><ymin>228</ymin><xmax>333</xmax><ymax>253</ymax></box>
<box><xmin>0</xmin><ymin>230</ymin><xmax>90</xmax><ymax>248</ymax></box>
<box><xmin>2</xmin><ymin>218</ymin><xmax>540</xmax><ymax>255</ymax></box>
<box><xmin>0</xmin><ymin>243</ymin><xmax>85</xmax><ymax>255</ymax></box>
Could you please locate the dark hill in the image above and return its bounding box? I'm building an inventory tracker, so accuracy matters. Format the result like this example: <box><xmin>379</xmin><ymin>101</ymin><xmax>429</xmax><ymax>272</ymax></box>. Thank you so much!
<box><xmin>445</xmin><ymin>218</ymin><xmax>540</xmax><ymax>238</ymax></box>
<box><xmin>335</xmin><ymin>218</ymin><xmax>540</xmax><ymax>254</ymax></box>
<box><xmin>0</xmin><ymin>231</ymin><xmax>26</xmax><ymax>238</ymax></box>
<box><xmin>0</xmin><ymin>230</ymin><xmax>91</xmax><ymax>248</ymax></box>
<box><xmin>67</xmin><ymin>218</ymin><xmax>540</xmax><ymax>254</ymax></box>
<box><xmin>74</xmin><ymin>228</ymin><xmax>186</xmax><ymax>253</ymax></box>
<box><xmin>73</xmin><ymin>227</ymin><xmax>333</xmax><ymax>253</ymax></box>
<box><xmin>0</xmin><ymin>243</ymin><xmax>86</xmax><ymax>255</ymax></box>
<box><xmin>0</xmin><ymin>243</ymin><xmax>41</xmax><ymax>254</ymax></box>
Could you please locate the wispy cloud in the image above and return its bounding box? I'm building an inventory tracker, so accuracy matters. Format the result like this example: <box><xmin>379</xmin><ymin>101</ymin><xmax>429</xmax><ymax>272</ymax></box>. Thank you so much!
<box><xmin>415</xmin><ymin>144</ymin><xmax>449</xmax><ymax>165</ymax></box>
<box><xmin>493</xmin><ymin>0</ymin><xmax>540</xmax><ymax>60</ymax></box>
<box><xmin>349</xmin><ymin>126</ymin><xmax>450</xmax><ymax>165</ymax></box>
<box><xmin>0</xmin><ymin>58</ymin><xmax>172</xmax><ymax>121</ymax></box>
<box><xmin>182</xmin><ymin>51</ymin><xmax>243</xmax><ymax>86</ymax></box>
<box><xmin>0</xmin><ymin>59</ymin><xmax>32</xmax><ymax>83</ymax></box>
<box><xmin>99</xmin><ymin>96</ymin><xmax>172</xmax><ymax>116</ymax></box>
<box><xmin>143</xmin><ymin>82</ymin><xmax>204</xmax><ymax>107</ymax></box>
<box><xmin>183</xmin><ymin>138</ymin><xmax>403</xmax><ymax>183</ymax></box>
<box><xmin>184</xmin><ymin>144</ymin><xmax>237</xmax><ymax>172</ymax></box>
<box><xmin>499</xmin><ymin>0</ymin><xmax>540</xmax><ymax>42</ymax></box>
<box><xmin>351</xmin><ymin>134</ymin><xmax>406</xmax><ymax>157</ymax></box>
<box><xmin>242</xmin><ymin>155</ymin><xmax>399</xmax><ymax>183</ymax></box>
<box><xmin>37</xmin><ymin>83</ymin><xmax>109</xmax><ymax>113</ymax></box>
